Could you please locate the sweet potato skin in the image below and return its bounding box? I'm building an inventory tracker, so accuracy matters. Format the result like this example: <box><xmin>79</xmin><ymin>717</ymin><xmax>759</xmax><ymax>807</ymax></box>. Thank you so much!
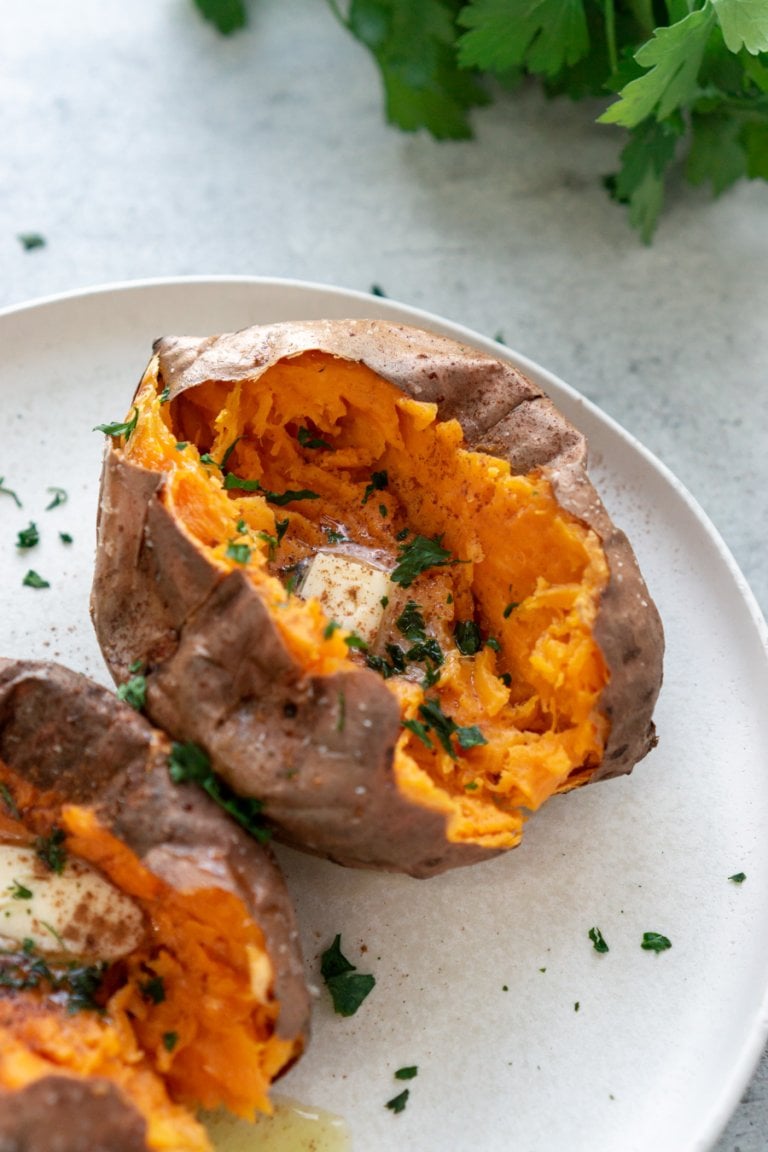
<box><xmin>0</xmin><ymin>657</ymin><xmax>309</xmax><ymax>1042</ymax></box>
<box><xmin>91</xmin><ymin>320</ymin><xmax>664</xmax><ymax>876</ymax></box>
<box><xmin>0</xmin><ymin>1077</ymin><xmax>149</xmax><ymax>1152</ymax></box>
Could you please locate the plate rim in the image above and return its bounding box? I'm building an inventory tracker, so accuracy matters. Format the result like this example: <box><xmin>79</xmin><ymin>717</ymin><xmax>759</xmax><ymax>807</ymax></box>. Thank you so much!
<box><xmin>2</xmin><ymin>273</ymin><xmax>767</xmax><ymax>1150</ymax></box>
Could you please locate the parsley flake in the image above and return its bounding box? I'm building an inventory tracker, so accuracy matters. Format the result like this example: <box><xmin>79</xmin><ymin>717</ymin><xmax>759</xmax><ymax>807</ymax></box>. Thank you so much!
<box><xmin>18</xmin><ymin>232</ymin><xmax>46</xmax><ymax>251</ymax></box>
<box><xmin>320</xmin><ymin>934</ymin><xmax>375</xmax><ymax>1017</ymax></box>
<box><xmin>224</xmin><ymin>473</ymin><xmax>320</xmax><ymax>506</ymax></box>
<box><xmin>117</xmin><ymin>675</ymin><xmax>147</xmax><ymax>712</ymax></box>
<box><xmin>226</xmin><ymin>541</ymin><xmax>252</xmax><ymax>565</ymax></box>
<box><xmin>22</xmin><ymin>570</ymin><xmax>49</xmax><ymax>589</ymax></box>
<box><xmin>729</xmin><ymin>871</ymin><xmax>747</xmax><ymax>884</ymax></box>
<box><xmin>9</xmin><ymin>880</ymin><xmax>33</xmax><ymax>900</ymax></box>
<box><xmin>45</xmin><ymin>487</ymin><xmax>67</xmax><ymax>510</ymax></box>
<box><xmin>641</xmin><ymin>932</ymin><xmax>672</xmax><ymax>953</ymax></box>
<box><xmin>168</xmin><ymin>742</ymin><xmax>270</xmax><ymax>843</ymax></box>
<box><xmin>94</xmin><ymin>407</ymin><xmax>139</xmax><ymax>441</ymax></box>
<box><xmin>139</xmin><ymin>976</ymin><xmax>166</xmax><ymax>1004</ymax></box>
<box><xmin>297</xmin><ymin>426</ymin><xmax>333</xmax><ymax>450</ymax></box>
<box><xmin>454</xmin><ymin>620</ymin><xmax>482</xmax><ymax>656</ymax></box>
<box><xmin>16</xmin><ymin>522</ymin><xmax>39</xmax><ymax>549</ymax></box>
<box><xmin>416</xmin><ymin>697</ymin><xmax>487</xmax><ymax>760</ymax></box>
<box><xmin>35</xmin><ymin>828</ymin><xmax>67</xmax><ymax>874</ymax></box>
<box><xmin>588</xmin><ymin>926</ymin><xmax>609</xmax><ymax>954</ymax></box>
<box><xmin>0</xmin><ymin>784</ymin><xmax>20</xmax><ymax>819</ymax></box>
<box><xmin>385</xmin><ymin>1089</ymin><xmax>410</xmax><ymax>1114</ymax></box>
<box><xmin>159</xmin><ymin>386</ymin><xmax>171</xmax><ymax>403</ymax></box>
<box><xmin>0</xmin><ymin>477</ymin><xmax>22</xmax><ymax>508</ymax></box>
<box><xmin>395</xmin><ymin>1066</ymin><xmax>418</xmax><ymax>1081</ymax></box>
<box><xmin>162</xmin><ymin>1031</ymin><xmax>179</xmax><ymax>1052</ymax></box>
<box><xmin>391</xmin><ymin>534</ymin><xmax>458</xmax><ymax>588</ymax></box>
<box><xmin>59</xmin><ymin>532</ymin><xmax>73</xmax><ymax>544</ymax></box>
<box><xmin>362</xmin><ymin>470</ymin><xmax>388</xmax><ymax>505</ymax></box>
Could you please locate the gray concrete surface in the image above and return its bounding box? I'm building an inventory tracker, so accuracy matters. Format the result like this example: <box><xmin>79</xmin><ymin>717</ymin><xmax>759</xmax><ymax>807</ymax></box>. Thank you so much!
<box><xmin>1</xmin><ymin>1</ymin><xmax>767</xmax><ymax>1147</ymax></box>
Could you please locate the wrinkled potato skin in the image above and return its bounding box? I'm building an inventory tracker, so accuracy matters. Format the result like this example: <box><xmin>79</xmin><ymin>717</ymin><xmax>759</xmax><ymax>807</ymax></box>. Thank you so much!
<box><xmin>0</xmin><ymin>657</ymin><xmax>310</xmax><ymax>1047</ymax></box>
<box><xmin>0</xmin><ymin>1077</ymin><xmax>149</xmax><ymax>1152</ymax></box>
<box><xmin>91</xmin><ymin>320</ymin><xmax>664</xmax><ymax>876</ymax></box>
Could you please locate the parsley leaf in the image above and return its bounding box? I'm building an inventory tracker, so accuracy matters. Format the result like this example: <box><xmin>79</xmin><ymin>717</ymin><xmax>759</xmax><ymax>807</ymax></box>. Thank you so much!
<box><xmin>362</xmin><ymin>469</ymin><xmax>389</xmax><ymax>505</ymax></box>
<box><xmin>454</xmin><ymin>619</ymin><xmax>482</xmax><ymax>655</ymax></box>
<box><xmin>45</xmin><ymin>487</ymin><xmax>67</xmax><ymax>510</ymax></box>
<box><xmin>298</xmin><ymin>426</ymin><xmax>333</xmax><ymax>450</ymax></box>
<box><xmin>223</xmin><ymin>473</ymin><xmax>320</xmax><ymax>505</ymax></box>
<box><xmin>606</xmin><ymin>115</ymin><xmax>684</xmax><ymax>243</ymax></box>
<box><xmin>391</xmin><ymin>534</ymin><xmax>457</xmax><ymax>587</ymax></box>
<box><xmin>94</xmin><ymin>407</ymin><xmax>139</xmax><ymax>441</ymax></box>
<box><xmin>0</xmin><ymin>477</ymin><xmax>22</xmax><ymax>508</ymax></box>
<box><xmin>395</xmin><ymin>1065</ymin><xmax>418</xmax><ymax>1080</ymax></box>
<box><xmin>22</xmin><ymin>570</ymin><xmax>49</xmax><ymax>589</ymax></box>
<box><xmin>117</xmin><ymin>675</ymin><xmax>147</xmax><ymax>712</ymax></box>
<box><xmin>599</xmin><ymin>7</ymin><xmax>716</xmax><ymax>128</ymax></box>
<box><xmin>17</xmin><ymin>232</ymin><xmax>46</xmax><ymax>251</ymax></box>
<box><xmin>458</xmin><ymin>0</ymin><xmax>590</xmax><ymax>78</ymax></box>
<box><xmin>192</xmin><ymin>0</ymin><xmax>248</xmax><ymax>35</ymax></box>
<box><xmin>16</xmin><ymin>522</ymin><xmax>39</xmax><ymax>549</ymax></box>
<box><xmin>338</xmin><ymin>0</ymin><xmax>488</xmax><ymax>139</ymax></box>
<box><xmin>641</xmin><ymin>931</ymin><xmax>672</xmax><ymax>952</ymax></box>
<box><xmin>320</xmin><ymin>934</ymin><xmax>376</xmax><ymax>1016</ymax></box>
<box><xmin>168</xmin><ymin>742</ymin><xmax>271</xmax><ymax>843</ymax></box>
<box><xmin>416</xmin><ymin>697</ymin><xmax>487</xmax><ymax>759</ymax></box>
<box><xmin>226</xmin><ymin>541</ymin><xmax>252</xmax><ymax>565</ymax></box>
<box><xmin>386</xmin><ymin>1088</ymin><xmax>410</xmax><ymax>1113</ymax></box>
<box><xmin>588</xmin><ymin>926</ymin><xmax>609</xmax><ymax>953</ymax></box>
<box><xmin>713</xmin><ymin>0</ymin><xmax>768</xmax><ymax>54</ymax></box>
<box><xmin>729</xmin><ymin>871</ymin><xmax>747</xmax><ymax>883</ymax></box>
<box><xmin>35</xmin><ymin>828</ymin><xmax>67</xmax><ymax>874</ymax></box>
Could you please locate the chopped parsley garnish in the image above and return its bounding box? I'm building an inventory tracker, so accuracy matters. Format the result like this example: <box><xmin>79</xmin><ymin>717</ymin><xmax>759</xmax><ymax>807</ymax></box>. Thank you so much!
<box><xmin>226</xmin><ymin>541</ymin><xmax>252</xmax><ymax>565</ymax></box>
<box><xmin>729</xmin><ymin>871</ymin><xmax>747</xmax><ymax>883</ymax></box>
<box><xmin>223</xmin><ymin>473</ymin><xmax>320</xmax><ymax>506</ymax></box>
<box><xmin>0</xmin><ymin>942</ymin><xmax>106</xmax><ymax>1013</ymax></box>
<box><xmin>220</xmin><ymin>437</ymin><xmax>242</xmax><ymax>470</ymax></box>
<box><xmin>588</xmin><ymin>927</ymin><xmax>609</xmax><ymax>953</ymax></box>
<box><xmin>320</xmin><ymin>934</ymin><xmax>375</xmax><ymax>1017</ymax></box>
<box><xmin>486</xmin><ymin>637</ymin><xmax>501</xmax><ymax>653</ymax></box>
<box><xmin>17</xmin><ymin>232</ymin><xmax>45</xmax><ymax>251</ymax></box>
<box><xmin>117</xmin><ymin>674</ymin><xmax>147</xmax><ymax>712</ymax></box>
<box><xmin>324</xmin><ymin>620</ymin><xmax>340</xmax><ymax>640</ymax></box>
<box><xmin>391</xmin><ymin>534</ymin><xmax>458</xmax><ymax>588</ymax></box>
<box><xmin>371</xmin><ymin>284</ymin><xmax>387</xmax><ymax>297</ymax></box>
<box><xmin>9</xmin><ymin>880</ymin><xmax>33</xmax><ymax>900</ymax></box>
<box><xmin>35</xmin><ymin>828</ymin><xmax>67</xmax><ymax>874</ymax></box>
<box><xmin>59</xmin><ymin>532</ymin><xmax>73</xmax><ymax>544</ymax></box>
<box><xmin>175</xmin><ymin>441</ymin><xmax>188</xmax><ymax>451</ymax></box>
<box><xmin>45</xmin><ymin>487</ymin><xmax>67</xmax><ymax>510</ymax></box>
<box><xmin>503</xmin><ymin>601</ymin><xmax>520</xmax><ymax>618</ymax></box>
<box><xmin>0</xmin><ymin>477</ymin><xmax>22</xmax><ymax>508</ymax></box>
<box><xmin>0</xmin><ymin>784</ymin><xmax>19</xmax><ymax>819</ymax></box>
<box><xmin>16</xmin><ymin>522</ymin><xmax>39</xmax><ymax>549</ymax></box>
<box><xmin>325</xmin><ymin>527</ymin><xmax>348</xmax><ymax>544</ymax></box>
<box><xmin>454</xmin><ymin>621</ymin><xmax>482</xmax><ymax>655</ymax></box>
<box><xmin>257</xmin><ymin>531</ymin><xmax>278</xmax><ymax>560</ymax></box>
<box><xmin>128</xmin><ymin>659</ymin><xmax>143</xmax><ymax>673</ymax></box>
<box><xmin>385</xmin><ymin>1089</ymin><xmax>410</xmax><ymax>1114</ymax></box>
<box><xmin>395</xmin><ymin>527</ymin><xmax>410</xmax><ymax>542</ymax></box>
<box><xmin>379</xmin><ymin>503</ymin><xmax>388</xmax><ymax>518</ymax></box>
<box><xmin>402</xmin><ymin>718</ymin><xmax>434</xmax><ymax>748</ymax></box>
<box><xmin>641</xmin><ymin>932</ymin><xmax>672</xmax><ymax>953</ymax></box>
<box><xmin>337</xmin><ymin>690</ymin><xmax>346</xmax><ymax>733</ymax></box>
<box><xmin>395</xmin><ymin>1066</ymin><xmax>418</xmax><ymax>1080</ymax></box>
<box><xmin>396</xmin><ymin>600</ymin><xmax>426</xmax><ymax>640</ymax></box>
<box><xmin>415</xmin><ymin>698</ymin><xmax>487</xmax><ymax>760</ymax></box>
<box><xmin>162</xmin><ymin>1031</ymin><xmax>179</xmax><ymax>1052</ymax></box>
<box><xmin>22</xmin><ymin>570</ymin><xmax>49</xmax><ymax>589</ymax></box>
<box><xmin>361</xmin><ymin>470</ymin><xmax>388</xmax><ymax>505</ymax></box>
<box><xmin>139</xmin><ymin>975</ymin><xmax>166</xmax><ymax>1004</ymax></box>
<box><xmin>344</xmin><ymin>632</ymin><xmax>369</xmax><ymax>651</ymax></box>
<box><xmin>275</xmin><ymin>518</ymin><xmax>290</xmax><ymax>544</ymax></box>
<box><xmin>297</xmin><ymin>426</ymin><xmax>333</xmax><ymax>450</ymax></box>
<box><xmin>168</xmin><ymin>742</ymin><xmax>270</xmax><ymax>843</ymax></box>
<box><xmin>159</xmin><ymin>386</ymin><xmax>171</xmax><ymax>403</ymax></box>
<box><xmin>94</xmin><ymin>406</ymin><xmax>139</xmax><ymax>441</ymax></box>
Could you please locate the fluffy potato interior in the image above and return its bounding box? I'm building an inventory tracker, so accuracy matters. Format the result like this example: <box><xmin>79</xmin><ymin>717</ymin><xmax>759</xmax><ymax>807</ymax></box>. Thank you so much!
<box><xmin>0</xmin><ymin>772</ymin><xmax>297</xmax><ymax>1152</ymax></box>
<box><xmin>125</xmin><ymin>352</ymin><xmax>610</xmax><ymax>849</ymax></box>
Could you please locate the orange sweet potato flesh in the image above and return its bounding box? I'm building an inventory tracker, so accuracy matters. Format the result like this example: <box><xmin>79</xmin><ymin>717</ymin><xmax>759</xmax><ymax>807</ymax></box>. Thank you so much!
<box><xmin>91</xmin><ymin>320</ymin><xmax>664</xmax><ymax>877</ymax></box>
<box><xmin>0</xmin><ymin>659</ymin><xmax>309</xmax><ymax>1152</ymax></box>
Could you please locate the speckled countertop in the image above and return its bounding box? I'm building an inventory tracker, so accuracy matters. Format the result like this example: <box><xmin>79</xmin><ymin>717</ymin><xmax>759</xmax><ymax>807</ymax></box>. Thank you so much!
<box><xmin>1</xmin><ymin>2</ymin><xmax>767</xmax><ymax>1148</ymax></box>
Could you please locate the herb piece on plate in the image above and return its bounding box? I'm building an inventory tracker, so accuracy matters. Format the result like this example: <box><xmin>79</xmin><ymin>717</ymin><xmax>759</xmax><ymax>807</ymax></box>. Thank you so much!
<box><xmin>588</xmin><ymin>926</ymin><xmax>609</xmax><ymax>953</ymax></box>
<box><xmin>641</xmin><ymin>931</ymin><xmax>672</xmax><ymax>953</ymax></box>
<box><xmin>320</xmin><ymin>933</ymin><xmax>376</xmax><ymax>1017</ymax></box>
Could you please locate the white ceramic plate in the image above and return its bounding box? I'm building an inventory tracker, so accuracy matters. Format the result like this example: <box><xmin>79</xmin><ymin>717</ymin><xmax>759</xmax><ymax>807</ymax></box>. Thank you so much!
<box><xmin>1</xmin><ymin>278</ymin><xmax>767</xmax><ymax>1152</ymax></box>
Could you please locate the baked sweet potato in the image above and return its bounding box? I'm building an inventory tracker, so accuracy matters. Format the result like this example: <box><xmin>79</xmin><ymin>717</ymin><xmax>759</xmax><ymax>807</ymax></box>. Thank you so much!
<box><xmin>91</xmin><ymin>320</ymin><xmax>663</xmax><ymax>877</ymax></box>
<box><xmin>0</xmin><ymin>658</ymin><xmax>309</xmax><ymax>1152</ymax></box>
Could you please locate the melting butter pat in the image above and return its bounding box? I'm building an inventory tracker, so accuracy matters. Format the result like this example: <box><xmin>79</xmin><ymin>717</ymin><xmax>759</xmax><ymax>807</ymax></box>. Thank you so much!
<box><xmin>300</xmin><ymin>552</ymin><xmax>391</xmax><ymax>644</ymax></box>
<box><xmin>0</xmin><ymin>844</ymin><xmax>145</xmax><ymax>960</ymax></box>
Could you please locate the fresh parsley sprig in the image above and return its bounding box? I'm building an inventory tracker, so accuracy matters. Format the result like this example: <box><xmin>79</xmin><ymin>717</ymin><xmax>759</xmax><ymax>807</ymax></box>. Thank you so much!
<box><xmin>193</xmin><ymin>0</ymin><xmax>768</xmax><ymax>240</ymax></box>
<box><xmin>168</xmin><ymin>741</ymin><xmax>271</xmax><ymax>843</ymax></box>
